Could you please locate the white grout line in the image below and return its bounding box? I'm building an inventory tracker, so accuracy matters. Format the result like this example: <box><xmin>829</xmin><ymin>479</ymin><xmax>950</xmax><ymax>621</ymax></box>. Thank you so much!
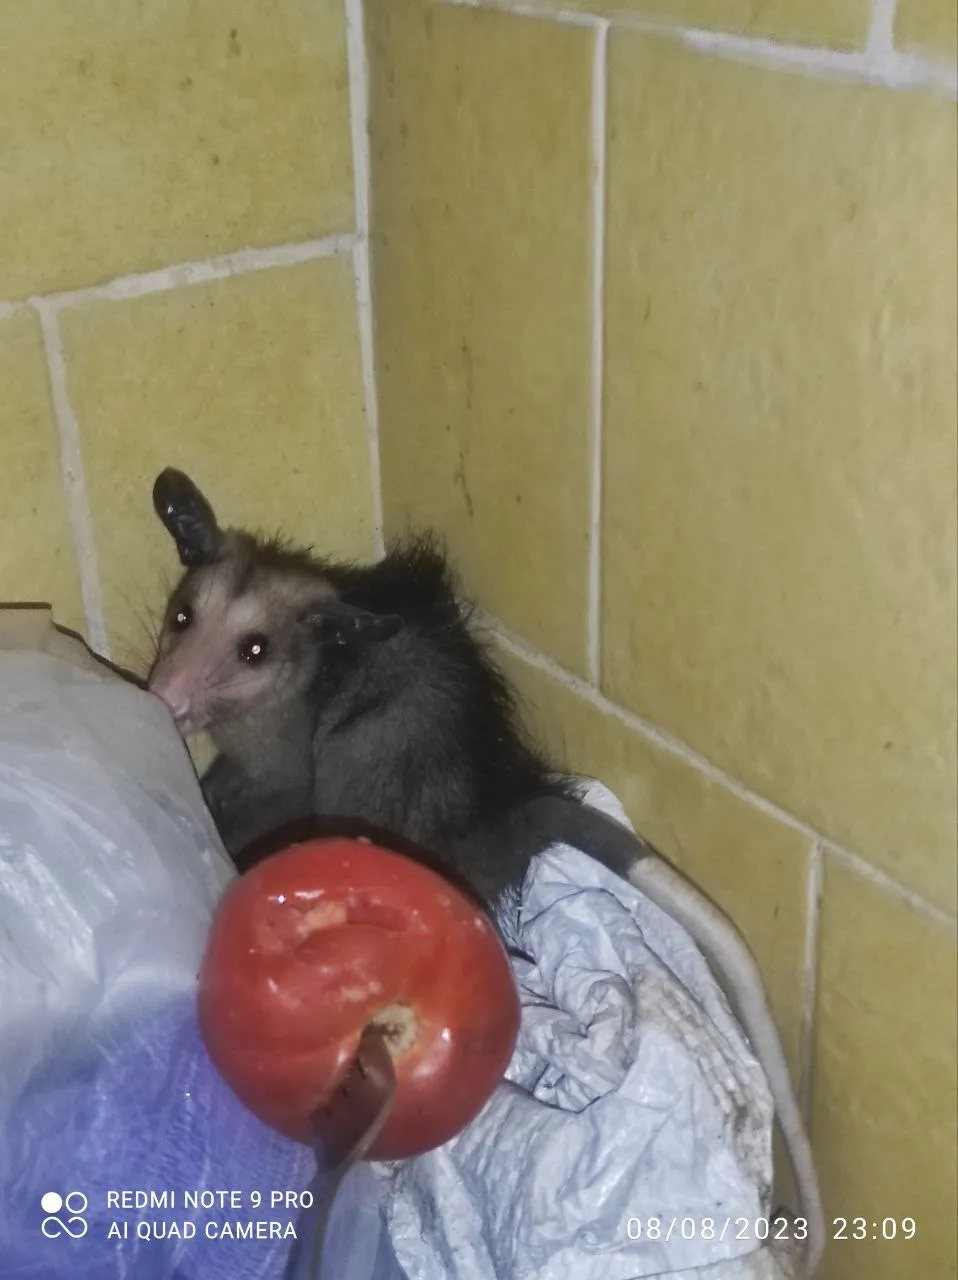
<box><xmin>437</xmin><ymin>0</ymin><xmax>957</xmax><ymax>96</ymax></box>
<box><xmin>352</xmin><ymin>239</ymin><xmax>386</xmax><ymax>558</ymax></box>
<box><xmin>0</xmin><ymin>300</ymin><xmax>26</xmax><ymax>321</ymax></box>
<box><xmin>487</xmin><ymin>610</ymin><xmax>821</xmax><ymax>835</ymax></box>
<box><xmin>799</xmin><ymin>843</ymin><xmax>823</xmax><ymax>1125</ymax></box>
<box><xmin>5</xmin><ymin>236</ymin><xmax>356</xmax><ymax>315</ymax></box>
<box><xmin>586</xmin><ymin>21</ymin><xmax>608</xmax><ymax>688</ymax></box>
<box><xmin>671</xmin><ymin>24</ymin><xmax>937</xmax><ymax>91</ymax></box>
<box><xmin>442</xmin><ymin>0</ymin><xmax>605</xmax><ymax>27</ymax></box>
<box><xmin>344</xmin><ymin>0</ymin><xmax>385</xmax><ymax>559</ymax></box>
<box><xmin>866</xmin><ymin>0</ymin><xmax>898</xmax><ymax>59</ymax></box>
<box><xmin>868</xmin><ymin>0</ymin><xmax>958</xmax><ymax>90</ymax></box>
<box><xmin>824</xmin><ymin>841</ymin><xmax>958</xmax><ymax>932</ymax></box>
<box><xmin>677</xmin><ymin>22</ymin><xmax>956</xmax><ymax>96</ymax></box>
<box><xmin>484</xmin><ymin>610</ymin><xmax>958</xmax><ymax>927</ymax></box>
<box><xmin>35</xmin><ymin>303</ymin><xmax>110</xmax><ymax>659</ymax></box>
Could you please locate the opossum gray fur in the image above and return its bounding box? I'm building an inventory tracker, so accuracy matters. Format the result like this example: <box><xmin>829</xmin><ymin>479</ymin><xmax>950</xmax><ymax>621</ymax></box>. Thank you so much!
<box><xmin>147</xmin><ymin>466</ymin><xmax>823</xmax><ymax>1276</ymax></box>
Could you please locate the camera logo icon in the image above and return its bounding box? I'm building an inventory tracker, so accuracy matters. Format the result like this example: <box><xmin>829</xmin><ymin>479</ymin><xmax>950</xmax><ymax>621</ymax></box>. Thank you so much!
<box><xmin>40</xmin><ymin>1191</ymin><xmax>89</xmax><ymax>1239</ymax></box>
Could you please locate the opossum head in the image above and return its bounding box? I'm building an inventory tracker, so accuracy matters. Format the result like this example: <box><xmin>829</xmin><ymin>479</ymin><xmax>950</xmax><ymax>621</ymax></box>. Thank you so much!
<box><xmin>147</xmin><ymin>468</ymin><xmax>401</xmax><ymax>737</ymax></box>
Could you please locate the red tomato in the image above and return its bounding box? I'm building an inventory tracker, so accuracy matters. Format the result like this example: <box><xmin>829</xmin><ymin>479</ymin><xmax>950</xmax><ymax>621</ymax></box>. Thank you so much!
<box><xmin>197</xmin><ymin>838</ymin><xmax>521</xmax><ymax>1160</ymax></box>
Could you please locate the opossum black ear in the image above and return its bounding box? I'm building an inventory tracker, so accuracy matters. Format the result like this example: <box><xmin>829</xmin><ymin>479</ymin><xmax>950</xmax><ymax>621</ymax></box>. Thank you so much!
<box><xmin>152</xmin><ymin>468</ymin><xmax>222</xmax><ymax>567</ymax></box>
<box><xmin>300</xmin><ymin>600</ymin><xmax>403</xmax><ymax>646</ymax></box>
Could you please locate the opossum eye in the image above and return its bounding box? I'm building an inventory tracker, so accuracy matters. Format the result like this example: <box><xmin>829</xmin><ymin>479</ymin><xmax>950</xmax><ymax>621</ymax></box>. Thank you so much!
<box><xmin>171</xmin><ymin>605</ymin><xmax>192</xmax><ymax>632</ymax></box>
<box><xmin>238</xmin><ymin>633</ymin><xmax>269</xmax><ymax>666</ymax></box>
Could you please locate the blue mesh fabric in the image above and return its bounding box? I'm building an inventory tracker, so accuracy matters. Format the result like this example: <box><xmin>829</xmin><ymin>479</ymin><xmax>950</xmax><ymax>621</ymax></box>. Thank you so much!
<box><xmin>0</xmin><ymin>997</ymin><xmax>404</xmax><ymax>1280</ymax></box>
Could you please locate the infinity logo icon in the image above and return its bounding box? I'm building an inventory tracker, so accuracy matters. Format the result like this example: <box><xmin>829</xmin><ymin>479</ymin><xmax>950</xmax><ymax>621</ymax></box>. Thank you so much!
<box><xmin>40</xmin><ymin>1191</ymin><xmax>89</xmax><ymax>1239</ymax></box>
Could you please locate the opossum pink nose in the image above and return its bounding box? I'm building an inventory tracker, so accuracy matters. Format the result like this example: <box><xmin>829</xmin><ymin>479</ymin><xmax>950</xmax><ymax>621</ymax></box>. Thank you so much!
<box><xmin>164</xmin><ymin>692</ymin><xmax>192</xmax><ymax>721</ymax></box>
<box><xmin>148</xmin><ymin>669</ymin><xmax>194</xmax><ymax>723</ymax></box>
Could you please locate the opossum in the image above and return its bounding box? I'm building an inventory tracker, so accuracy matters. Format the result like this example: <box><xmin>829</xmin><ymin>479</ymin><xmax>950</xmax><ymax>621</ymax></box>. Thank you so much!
<box><xmin>147</xmin><ymin>466</ymin><xmax>823</xmax><ymax>1277</ymax></box>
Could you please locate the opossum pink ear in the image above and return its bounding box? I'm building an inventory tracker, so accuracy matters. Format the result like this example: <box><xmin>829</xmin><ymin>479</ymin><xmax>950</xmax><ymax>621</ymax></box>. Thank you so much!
<box><xmin>300</xmin><ymin>600</ymin><xmax>403</xmax><ymax>646</ymax></box>
<box><xmin>153</xmin><ymin>468</ymin><xmax>222</xmax><ymax>567</ymax></box>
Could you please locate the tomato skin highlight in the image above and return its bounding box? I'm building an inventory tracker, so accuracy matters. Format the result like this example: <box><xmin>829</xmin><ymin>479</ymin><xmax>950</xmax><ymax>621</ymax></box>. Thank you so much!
<box><xmin>197</xmin><ymin>838</ymin><xmax>522</xmax><ymax>1160</ymax></box>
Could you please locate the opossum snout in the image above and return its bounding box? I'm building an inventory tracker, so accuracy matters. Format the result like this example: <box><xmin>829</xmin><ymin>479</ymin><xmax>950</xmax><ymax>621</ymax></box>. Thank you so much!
<box><xmin>148</xmin><ymin>660</ymin><xmax>208</xmax><ymax>732</ymax></box>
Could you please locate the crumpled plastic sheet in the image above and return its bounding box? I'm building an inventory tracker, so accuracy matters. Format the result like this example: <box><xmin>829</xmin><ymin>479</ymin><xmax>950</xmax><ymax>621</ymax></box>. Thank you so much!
<box><xmin>375</xmin><ymin>781</ymin><xmax>798</xmax><ymax>1280</ymax></box>
<box><xmin>0</xmin><ymin>614</ymin><xmax>798</xmax><ymax>1280</ymax></box>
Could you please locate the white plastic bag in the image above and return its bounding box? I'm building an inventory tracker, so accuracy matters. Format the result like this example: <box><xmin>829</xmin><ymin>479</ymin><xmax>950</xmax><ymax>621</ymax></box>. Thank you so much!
<box><xmin>0</xmin><ymin>608</ymin><xmax>401</xmax><ymax>1280</ymax></box>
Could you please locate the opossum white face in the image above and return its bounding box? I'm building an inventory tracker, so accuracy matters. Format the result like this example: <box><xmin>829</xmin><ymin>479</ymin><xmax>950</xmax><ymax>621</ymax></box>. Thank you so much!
<box><xmin>150</xmin><ymin>548</ymin><xmax>329</xmax><ymax>734</ymax></box>
<box><xmin>147</xmin><ymin>468</ymin><xmax>402</xmax><ymax>737</ymax></box>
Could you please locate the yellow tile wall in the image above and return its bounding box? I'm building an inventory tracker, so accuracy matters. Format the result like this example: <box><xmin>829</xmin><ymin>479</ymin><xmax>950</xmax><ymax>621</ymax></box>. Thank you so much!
<box><xmin>0</xmin><ymin>0</ymin><xmax>376</xmax><ymax>679</ymax></box>
<box><xmin>367</xmin><ymin>0</ymin><xmax>595</xmax><ymax>675</ymax></box>
<box><xmin>367</xmin><ymin>4</ymin><xmax>958</xmax><ymax>1279</ymax></box>
<box><xmin>0</xmin><ymin>310</ymin><xmax>85</xmax><ymax>634</ymax></box>
<box><xmin>813</xmin><ymin>857</ymin><xmax>957</xmax><ymax>1280</ymax></box>
<box><xmin>895</xmin><ymin>0</ymin><xmax>958</xmax><ymax>56</ymax></box>
<box><xmin>0</xmin><ymin>0</ymin><xmax>354</xmax><ymax>298</ymax></box>
<box><xmin>602</xmin><ymin>35</ymin><xmax>957</xmax><ymax>911</ymax></box>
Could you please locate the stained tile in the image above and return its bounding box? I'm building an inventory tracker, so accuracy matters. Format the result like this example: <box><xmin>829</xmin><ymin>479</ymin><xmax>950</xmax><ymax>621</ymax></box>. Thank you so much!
<box><xmin>0</xmin><ymin>310</ymin><xmax>84</xmax><ymax>634</ymax></box>
<box><xmin>603</xmin><ymin>32</ymin><xmax>958</xmax><ymax>908</ymax></box>
<box><xmin>895</xmin><ymin>0</ymin><xmax>958</xmax><ymax>56</ymax></box>
<box><xmin>368</xmin><ymin>0</ymin><xmax>595</xmax><ymax>675</ymax></box>
<box><xmin>813</xmin><ymin>855</ymin><xmax>957</xmax><ymax>1279</ymax></box>
<box><xmin>0</xmin><ymin>1</ymin><xmax>354</xmax><ymax>298</ymax></box>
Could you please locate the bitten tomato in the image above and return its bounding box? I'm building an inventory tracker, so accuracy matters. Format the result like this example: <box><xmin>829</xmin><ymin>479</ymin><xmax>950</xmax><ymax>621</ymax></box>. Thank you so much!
<box><xmin>197</xmin><ymin>838</ymin><xmax>521</xmax><ymax>1160</ymax></box>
